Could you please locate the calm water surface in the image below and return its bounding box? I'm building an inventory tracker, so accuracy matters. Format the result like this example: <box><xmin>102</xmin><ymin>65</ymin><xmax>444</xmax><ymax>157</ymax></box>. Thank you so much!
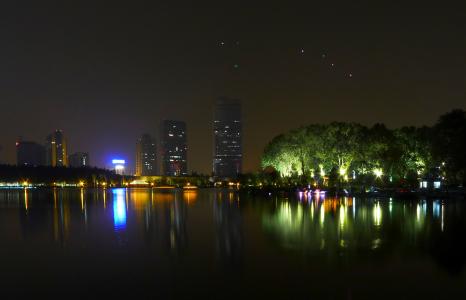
<box><xmin>0</xmin><ymin>188</ymin><xmax>465</xmax><ymax>298</ymax></box>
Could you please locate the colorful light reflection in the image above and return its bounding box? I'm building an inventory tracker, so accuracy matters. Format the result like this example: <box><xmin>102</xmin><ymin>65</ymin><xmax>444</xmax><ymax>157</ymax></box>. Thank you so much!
<box><xmin>113</xmin><ymin>189</ymin><xmax>127</xmax><ymax>230</ymax></box>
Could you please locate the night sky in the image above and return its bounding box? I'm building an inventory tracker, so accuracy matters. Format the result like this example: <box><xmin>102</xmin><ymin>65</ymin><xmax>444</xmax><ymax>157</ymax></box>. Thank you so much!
<box><xmin>1</xmin><ymin>2</ymin><xmax>465</xmax><ymax>173</ymax></box>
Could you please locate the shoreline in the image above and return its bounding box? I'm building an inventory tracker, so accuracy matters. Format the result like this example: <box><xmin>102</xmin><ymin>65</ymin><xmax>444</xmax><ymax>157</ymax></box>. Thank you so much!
<box><xmin>1</xmin><ymin>185</ymin><xmax>464</xmax><ymax>200</ymax></box>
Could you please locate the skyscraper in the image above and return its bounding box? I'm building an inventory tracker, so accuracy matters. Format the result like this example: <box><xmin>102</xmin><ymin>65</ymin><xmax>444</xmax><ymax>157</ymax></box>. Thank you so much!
<box><xmin>135</xmin><ymin>134</ymin><xmax>156</xmax><ymax>176</ymax></box>
<box><xmin>45</xmin><ymin>130</ymin><xmax>68</xmax><ymax>167</ymax></box>
<box><xmin>69</xmin><ymin>152</ymin><xmax>90</xmax><ymax>168</ymax></box>
<box><xmin>16</xmin><ymin>140</ymin><xmax>46</xmax><ymax>166</ymax></box>
<box><xmin>213</xmin><ymin>97</ymin><xmax>242</xmax><ymax>178</ymax></box>
<box><xmin>160</xmin><ymin>120</ymin><xmax>187</xmax><ymax>176</ymax></box>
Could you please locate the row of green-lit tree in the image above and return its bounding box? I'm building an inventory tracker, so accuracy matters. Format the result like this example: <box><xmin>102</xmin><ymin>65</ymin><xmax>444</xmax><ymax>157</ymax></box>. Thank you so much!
<box><xmin>260</xmin><ymin>110</ymin><xmax>466</xmax><ymax>187</ymax></box>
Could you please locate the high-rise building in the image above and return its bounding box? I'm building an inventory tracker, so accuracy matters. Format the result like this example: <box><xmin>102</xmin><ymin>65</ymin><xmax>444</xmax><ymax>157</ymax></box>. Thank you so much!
<box><xmin>45</xmin><ymin>130</ymin><xmax>68</xmax><ymax>167</ymax></box>
<box><xmin>16</xmin><ymin>141</ymin><xmax>46</xmax><ymax>166</ymax></box>
<box><xmin>160</xmin><ymin>120</ymin><xmax>187</xmax><ymax>176</ymax></box>
<box><xmin>213</xmin><ymin>97</ymin><xmax>242</xmax><ymax>178</ymax></box>
<box><xmin>69</xmin><ymin>152</ymin><xmax>90</xmax><ymax>168</ymax></box>
<box><xmin>135</xmin><ymin>134</ymin><xmax>156</xmax><ymax>176</ymax></box>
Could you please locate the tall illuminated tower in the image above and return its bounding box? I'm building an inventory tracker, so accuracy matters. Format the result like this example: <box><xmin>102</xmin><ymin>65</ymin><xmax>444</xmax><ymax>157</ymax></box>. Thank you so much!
<box><xmin>213</xmin><ymin>97</ymin><xmax>242</xmax><ymax>178</ymax></box>
<box><xmin>45</xmin><ymin>130</ymin><xmax>68</xmax><ymax>167</ymax></box>
<box><xmin>160</xmin><ymin>120</ymin><xmax>187</xmax><ymax>176</ymax></box>
<box><xmin>135</xmin><ymin>134</ymin><xmax>156</xmax><ymax>176</ymax></box>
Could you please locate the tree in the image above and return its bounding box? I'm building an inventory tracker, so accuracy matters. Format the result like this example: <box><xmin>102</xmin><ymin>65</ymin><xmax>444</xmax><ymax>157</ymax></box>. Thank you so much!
<box><xmin>432</xmin><ymin>109</ymin><xmax>466</xmax><ymax>185</ymax></box>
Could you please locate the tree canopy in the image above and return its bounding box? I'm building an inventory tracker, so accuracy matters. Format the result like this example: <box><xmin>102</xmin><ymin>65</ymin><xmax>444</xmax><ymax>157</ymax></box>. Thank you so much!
<box><xmin>261</xmin><ymin>110</ymin><xmax>466</xmax><ymax>186</ymax></box>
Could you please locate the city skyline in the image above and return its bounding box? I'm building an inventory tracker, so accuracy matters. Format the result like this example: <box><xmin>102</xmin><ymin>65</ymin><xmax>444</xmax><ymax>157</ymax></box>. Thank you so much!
<box><xmin>0</xmin><ymin>2</ymin><xmax>465</xmax><ymax>173</ymax></box>
<box><xmin>2</xmin><ymin>99</ymin><xmax>465</xmax><ymax>174</ymax></box>
<box><xmin>1</xmin><ymin>2</ymin><xmax>466</xmax><ymax>297</ymax></box>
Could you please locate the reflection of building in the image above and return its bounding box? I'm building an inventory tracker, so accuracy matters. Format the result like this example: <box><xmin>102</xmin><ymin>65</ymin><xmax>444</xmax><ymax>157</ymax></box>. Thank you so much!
<box><xmin>69</xmin><ymin>152</ymin><xmax>89</xmax><ymax>168</ymax></box>
<box><xmin>160</xmin><ymin>120</ymin><xmax>187</xmax><ymax>176</ymax></box>
<box><xmin>45</xmin><ymin>130</ymin><xmax>68</xmax><ymax>167</ymax></box>
<box><xmin>16</xmin><ymin>140</ymin><xmax>46</xmax><ymax>166</ymax></box>
<box><xmin>136</xmin><ymin>134</ymin><xmax>156</xmax><ymax>176</ymax></box>
<box><xmin>164</xmin><ymin>192</ymin><xmax>188</xmax><ymax>252</ymax></box>
<box><xmin>213</xmin><ymin>97</ymin><xmax>242</xmax><ymax>178</ymax></box>
<box><xmin>213</xmin><ymin>191</ymin><xmax>243</xmax><ymax>267</ymax></box>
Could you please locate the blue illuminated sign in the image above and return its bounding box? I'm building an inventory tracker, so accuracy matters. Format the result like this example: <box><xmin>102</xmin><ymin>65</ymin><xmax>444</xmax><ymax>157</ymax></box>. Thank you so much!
<box><xmin>112</xmin><ymin>159</ymin><xmax>126</xmax><ymax>164</ymax></box>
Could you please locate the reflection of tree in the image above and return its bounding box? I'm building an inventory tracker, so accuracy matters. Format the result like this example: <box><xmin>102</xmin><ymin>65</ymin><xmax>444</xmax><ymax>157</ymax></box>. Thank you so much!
<box><xmin>263</xmin><ymin>199</ymin><xmax>384</xmax><ymax>254</ymax></box>
<box><xmin>426</xmin><ymin>203</ymin><xmax>466</xmax><ymax>276</ymax></box>
<box><xmin>213</xmin><ymin>191</ymin><xmax>243</xmax><ymax>268</ymax></box>
<box><xmin>261</xmin><ymin>197</ymin><xmax>466</xmax><ymax>275</ymax></box>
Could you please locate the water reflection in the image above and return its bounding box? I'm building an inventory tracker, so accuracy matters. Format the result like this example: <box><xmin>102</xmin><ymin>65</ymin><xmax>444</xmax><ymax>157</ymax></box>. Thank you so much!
<box><xmin>165</xmin><ymin>190</ymin><xmax>188</xmax><ymax>252</ymax></box>
<box><xmin>261</xmin><ymin>196</ymin><xmax>466</xmax><ymax>275</ymax></box>
<box><xmin>113</xmin><ymin>189</ymin><xmax>127</xmax><ymax>231</ymax></box>
<box><xmin>213</xmin><ymin>190</ymin><xmax>243</xmax><ymax>267</ymax></box>
<box><xmin>263</xmin><ymin>197</ymin><xmax>437</xmax><ymax>251</ymax></box>
<box><xmin>0</xmin><ymin>188</ymin><xmax>465</xmax><ymax>297</ymax></box>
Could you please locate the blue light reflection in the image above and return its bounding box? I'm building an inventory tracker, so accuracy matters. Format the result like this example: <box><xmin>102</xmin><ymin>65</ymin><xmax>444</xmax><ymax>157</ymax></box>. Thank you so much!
<box><xmin>113</xmin><ymin>188</ymin><xmax>127</xmax><ymax>230</ymax></box>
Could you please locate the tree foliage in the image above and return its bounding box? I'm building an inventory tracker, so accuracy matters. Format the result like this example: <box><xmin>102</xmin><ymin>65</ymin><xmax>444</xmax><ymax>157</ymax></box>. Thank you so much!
<box><xmin>261</xmin><ymin>121</ymin><xmax>437</xmax><ymax>185</ymax></box>
<box><xmin>432</xmin><ymin>109</ymin><xmax>466</xmax><ymax>184</ymax></box>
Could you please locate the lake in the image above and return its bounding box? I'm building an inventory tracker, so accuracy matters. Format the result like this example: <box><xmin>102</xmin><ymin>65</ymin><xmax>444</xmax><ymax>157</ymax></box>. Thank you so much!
<box><xmin>0</xmin><ymin>188</ymin><xmax>465</xmax><ymax>299</ymax></box>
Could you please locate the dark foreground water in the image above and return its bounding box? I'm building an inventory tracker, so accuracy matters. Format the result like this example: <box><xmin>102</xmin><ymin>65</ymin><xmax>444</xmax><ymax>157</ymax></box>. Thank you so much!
<box><xmin>0</xmin><ymin>188</ymin><xmax>465</xmax><ymax>299</ymax></box>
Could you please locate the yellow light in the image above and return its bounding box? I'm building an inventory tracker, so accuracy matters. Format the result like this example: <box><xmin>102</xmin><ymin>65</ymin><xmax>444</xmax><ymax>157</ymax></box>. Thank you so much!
<box><xmin>373</xmin><ymin>168</ymin><xmax>383</xmax><ymax>178</ymax></box>
<box><xmin>22</xmin><ymin>181</ymin><xmax>28</xmax><ymax>187</ymax></box>
<box><xmin>319</xmin><ymin>165</ymin><xmax>325</xmax><ymax>177</ymax></box>
<box><xmin>339</xmin><ymin>167</ymin><xmax>347</xmax><ymax>176</ymax></box>
<box><xmin>79</xmin><ymin>181</ymin><xmax>85</xmax><ymax>187</ymax></box>
<box><xmin>373</xmin><ymin>202</ymin><xmax>382</xmax><ymax>226</ymax></box>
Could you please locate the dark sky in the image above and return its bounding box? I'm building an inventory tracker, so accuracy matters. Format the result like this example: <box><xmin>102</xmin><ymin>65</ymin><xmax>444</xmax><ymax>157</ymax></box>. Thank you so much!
<box><xmin>1</xmin><ymin>1</ymin><xmax>465</xmax><ymax>173</ymax></box>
